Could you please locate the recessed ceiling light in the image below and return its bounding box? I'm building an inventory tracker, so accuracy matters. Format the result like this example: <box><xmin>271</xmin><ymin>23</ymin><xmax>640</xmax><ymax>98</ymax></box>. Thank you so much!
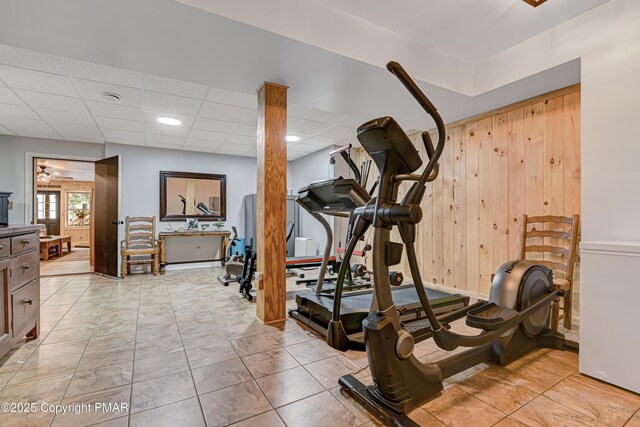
<box><xmin>53</xmin><ymin>172</ymin><xmax>60</xmax><ymax>175</ymax></box>
<box><xmin>102</xmin><ymin>92</ymin><xmax>120</xmax><ymax>102</ymax></box>
<box><xmin>157</xmin><ymin>117</ymin><xmax>182</xmax><ymax>126</ymax></box>
<box><xmin>286</xmin><ymin>135</ymin><xmax>300</xmax><ymax>142</ymax></box>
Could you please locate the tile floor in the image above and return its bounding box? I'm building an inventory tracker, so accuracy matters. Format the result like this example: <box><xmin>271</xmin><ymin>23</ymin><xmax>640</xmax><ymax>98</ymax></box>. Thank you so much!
<box><xmin>0</xmin><ymin>268</ymin><xmax>639</xmax><ymax>427</ymax></box>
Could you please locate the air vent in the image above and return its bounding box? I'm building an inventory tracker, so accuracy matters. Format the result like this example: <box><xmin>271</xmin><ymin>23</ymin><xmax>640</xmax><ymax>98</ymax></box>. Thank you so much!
<box><xmin>522</xmin><ymin>0</ymin><xmax>548</xmax><ymax>7</ymax></box>
<box><xmin>102</xmin><ymin>92</ymin><xmax>121</xmax><ymax>102</ymax></box>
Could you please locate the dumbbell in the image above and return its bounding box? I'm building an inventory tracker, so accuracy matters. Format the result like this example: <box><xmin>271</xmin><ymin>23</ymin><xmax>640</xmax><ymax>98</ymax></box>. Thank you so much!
<box><xmin>389</xmin><ymin>271</ymin><xmax>404</xmax><ymax>286</ymax></box>
<box><xmin>352</xmin><ymin>264</ymin><xmax>368</xmax><ymax>277</ymax></box>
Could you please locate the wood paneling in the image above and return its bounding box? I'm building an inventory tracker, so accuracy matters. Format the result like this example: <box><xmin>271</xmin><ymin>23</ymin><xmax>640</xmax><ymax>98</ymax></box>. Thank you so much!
<box><xmin>356</xmin><ymin>86</ymin><xmax>580</xmax><ymax>299</ymax></box>
<box><xmin>256</xmin><ymin>82</ymin><xmax>288</xmax><ymax>324</ymax></box>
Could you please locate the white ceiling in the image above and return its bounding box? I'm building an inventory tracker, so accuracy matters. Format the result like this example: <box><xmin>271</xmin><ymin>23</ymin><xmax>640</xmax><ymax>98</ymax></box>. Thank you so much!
<box><xmin>36</xmin><ymin>158</ymin><xmax>95</xmax><ymax>182</ymax></box>
<box><xmin>313</xmin><ymin>0</ymin><xmax>610</xmax><ymax>62</ymax></box>
<box><xmin>0</xmin><ymin>44</ymin><xmax>365</xmax><ymax>160</ymax></box>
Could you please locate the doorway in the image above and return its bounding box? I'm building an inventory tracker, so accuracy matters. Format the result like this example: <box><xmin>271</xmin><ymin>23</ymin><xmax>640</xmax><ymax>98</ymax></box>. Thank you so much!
<box><xmin>34</xmin><ymin>158</ymin><xmax>95</xmax><ymax>276</ymax></box>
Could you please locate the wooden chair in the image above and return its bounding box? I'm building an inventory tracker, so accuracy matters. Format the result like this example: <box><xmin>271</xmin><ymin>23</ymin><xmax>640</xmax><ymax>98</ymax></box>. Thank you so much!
<box><xmin>519</xmin><ymin>214</ymin><xmax>580</xmax><ymax>330</ymax></box>
<box><xmin>120</xmin><ymin>216</ymin><xmax>159</xmax><ymax>279</ymax></box>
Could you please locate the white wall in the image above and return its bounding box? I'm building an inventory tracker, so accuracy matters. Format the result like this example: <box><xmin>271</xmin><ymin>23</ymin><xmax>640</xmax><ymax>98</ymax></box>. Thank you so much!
<box><xmin>104</xmin><ymin>143</ymin><xmax>257</xmax><ymax>236</ymax></box>
<box><xmin>288</xmin><ymin>147</ymin><xmax>335</xmax><ymax>255</ymax></box>
<box><xmin>0</xmin><ymin>135</ymin><xmax>105</xmax><ymax>225</ymax></box>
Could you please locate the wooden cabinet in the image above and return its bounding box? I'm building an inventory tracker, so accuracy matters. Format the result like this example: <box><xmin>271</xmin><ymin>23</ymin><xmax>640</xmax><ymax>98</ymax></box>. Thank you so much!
<box><xmin>0</xmin><ymin>225</ymin><xmax>42</xmax><ymax>359</ymax></box>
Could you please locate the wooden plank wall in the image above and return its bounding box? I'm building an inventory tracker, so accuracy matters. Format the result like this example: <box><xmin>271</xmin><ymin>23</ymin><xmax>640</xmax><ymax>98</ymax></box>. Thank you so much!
<box><xmin>357</xmin><ymin>86</ymin><xmax>581</xmax><ymax>298</ymax></box>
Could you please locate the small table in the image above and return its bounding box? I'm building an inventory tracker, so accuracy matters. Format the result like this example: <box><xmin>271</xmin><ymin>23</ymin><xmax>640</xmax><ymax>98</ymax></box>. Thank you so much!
<box><xmin>158</xmin><ymin>230</ymin><xmax>231</xmax><ymax>274</ymax></box>
<box><xmin>39</xmin><ymin>235</ymin><xmax>72</xmax><ymax>261</ymax></box>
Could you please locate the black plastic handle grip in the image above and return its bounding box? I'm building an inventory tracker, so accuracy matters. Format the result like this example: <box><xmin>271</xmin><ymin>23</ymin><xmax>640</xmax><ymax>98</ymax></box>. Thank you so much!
<box><xmin>386</xmin><ymin>61</ymin><xmax>438</xmax><ymax>116</ymax></box>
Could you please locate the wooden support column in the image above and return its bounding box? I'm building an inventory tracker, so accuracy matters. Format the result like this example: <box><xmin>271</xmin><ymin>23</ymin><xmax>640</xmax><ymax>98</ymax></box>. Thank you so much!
<box><xmin>256</xmin><ymin>82</ymin><xmax>288</xmax><ymax>324</ymax></box>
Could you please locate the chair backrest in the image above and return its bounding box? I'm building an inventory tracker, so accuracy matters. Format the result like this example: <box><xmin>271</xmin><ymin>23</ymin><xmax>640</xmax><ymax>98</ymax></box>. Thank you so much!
<box><xmin>520</xmin><ymin>214</ymin><xmax>580</xmax><ymax>280</ymax></box>
<box><xmin>126</xmin><ymin>216</ymin><xmax>156</xmax><ymax>249</ymax></box>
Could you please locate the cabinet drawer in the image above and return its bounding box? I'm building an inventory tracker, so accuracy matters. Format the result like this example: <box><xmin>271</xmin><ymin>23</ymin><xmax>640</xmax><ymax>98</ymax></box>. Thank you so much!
<box><xmin>11</xmin><ymin>232</ymin><xmax>38</xmax><ymax>256</ymax></box>
<box><xmin>10</xmin><ymin>251</ymin><xmax>38</xmax><ymax>292</ymax></box>
<box><xmin>12</xmin><ymin>279</ymin><xmax>38</xmax><ymax>337</ymax></box>
<box><xmin>0</xmin><ymin>238</ymin><xmax>9</xmax><ymax>259</ymax></box>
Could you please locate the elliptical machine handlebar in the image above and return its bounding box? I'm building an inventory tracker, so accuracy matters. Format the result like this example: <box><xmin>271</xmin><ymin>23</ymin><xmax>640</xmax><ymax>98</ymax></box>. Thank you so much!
<box><xmin>386</xmin><ymin>61</ymin><xmax>446</xmax><ymax>206</ymax></box>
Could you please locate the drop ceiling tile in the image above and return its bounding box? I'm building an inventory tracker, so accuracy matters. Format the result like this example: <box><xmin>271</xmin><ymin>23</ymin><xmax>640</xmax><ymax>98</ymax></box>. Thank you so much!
<box><xmin>0</xmin><ymin>65</ymin><xmax>77</xmax><ymax>96</ymax></box>
<box><xmin>102</xmin><ymin>128</ymin><xmax>145</xmax><ymax>142</ymax></box>
<box><xmin>288</xmin><ymin>143</ymin><xmax>319</xmax><ymax>154</ymax></box>
<box><xmin>34</xmin><ymin>109</ymin><xmax>95</xmax><ymax>126</ymax></box>
<box><xmin>215</xmin><ymin>144</ymin><xmax>252</xmax><ymax>155</ymax></box>
<box><xmin>288</xmin><ymin>118</ymin><xmax>332</xmax><ymax>135</ymax></box>
<box><xmin>144</xmin><ymin>111</ymin><xmax>194</xmax><ymax>128</ymax></box>
<box><xmin>104</xmin><ymin>138</ymin><xmax>146</xmax><ymax>147</ymax></box>
<box><xmin>242</xmin><ymin>110</ymin><xmax>257</xmax><ymax>125</ymax></box>
<box><xmin>0</xmin><ymin>87</ymin><xmax>24</xmax><ymax>105</ymax></box>
<box><xmin>233</xmin><ymin>124</ymin><xmax>257</xmax><ymax>137</ymax></box>
<box><xmin>144</xmin><ymin>74</ymin><xmax>207</xmax><ymax>99</ymax></box>
<box><xmin>183</xmin><ymin>138</ymin><xmax>222</xmax><ymax>150</ymax></box>
<box><xmin>147</xmin><ymin>141</ymin><xmax>184</xmax><ymax>150</ymax></box>
<box><xmin>146</xmin><ymin>122</ymin><xmax>189</xmax><ymax>137</ymax></box>
<box><xmin>74</xmin><ymin>79</ymin><xmax>142</xmax><ymax>108</ymax></box>
<box><xmin>286</xmin><ymin>132</ymin><xmax>312</xmax><ymax>143</ymax></box>
<box><xmin>188</xmin><ymin>129</ymin><xmax>229</xmax><ymax>142</ymax></box>
<box><xmin>95</xmin><ymin>116</ymin><xmax>144</xmax><ymax>132</ymax></box>
<box><xmin>321</xmin><ymin>125</ymin><xmax>355</xmax><ymax>140</ymax></box>
<box><xmin>243</xmin><ymin>148</ymin><xmax>257</xmax><ymax>157</ymax></box>
<box><xmin>182</xmin><ymin>145</ymin><xmax>213</xmax><ymax>154</ymax></box>
<box><xmin>225</xmin><ymin>134</ymin><xmax>255</xmax><ymax>146</ymax></box>
<box><xmin>60</xmin><ymin>57</ymin><xmax>142</xmax><ymax>88</ymax></box>
<box><xmin>0</xmin><ymin>103</ymin><xmax>39</xmax><ymax>120</ymax></box>
<box><xmin>301</xmin><ymin>108</ymin><xmax>349</xmax><ymax>124</ymax></box>
<box><xmin>199</xmin><ymin>102</ymin><xmax>253</xmax><ymax>123</ymax></box>
<box><xmin>339</xmin><ymin>116</ymin><xmax>368</xmax><ymax>128</ymax></box>
<box><xmin>305</xmin><ymin>135</ymin><xmax>343</xmax><ymax>147</ymax></box>
<box><xmin>0</xmin><ymin>117</ymin><xmax>60</xmax><ymax>139</ymax></box>
<box><xmin>0</xmin><ymin>124</ymin><xmax>15</xmax><ymax>135</ymax></box>
<box><xmin>85</xmin><ymin>100</ymin><xmax>143</xmax><ymax>121</ymax></box>
<box><xmin>48</xmin><ymin>122</ymin><xmax>103</xmax><ymax>141</ymax></box>
<box><xmin>287</xmin><ymin>103</ymin><xmax>311</xmax><ymax>118</ymax></box>
<box><xmin>193</xmin><ymin>117</ymin><xmax>239</xmax><ymax>134</ymax></box>
<box><xmin>145</xmin><ymin>91</ymin><xmax>201</xmax><ymax>116</ymax></box>
<box><xmin>0</xmin><ymin>44</ymin><xmax>65</xmax><ymax>75</ymax></box>
<box><xmin>146</xmin><ymin>134</ymin><xmax>185</xmax><ymax>145</ymax></box>
<box><xmin>206</xmin><ymin>87</ymin><xmax>256</xmax><ymax>109</ymax></box>
<box><xmin>14</xmin><ymin>90</ymin><xmax>88</xmax><ymax>113</ymax></box>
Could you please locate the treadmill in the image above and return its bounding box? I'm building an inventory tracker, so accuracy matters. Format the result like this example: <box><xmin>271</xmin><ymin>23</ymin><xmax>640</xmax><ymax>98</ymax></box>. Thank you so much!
<box><xmin>289</xmin><ymin>177</ymin><xmax>469</xmax><ymax>349</ymax></box>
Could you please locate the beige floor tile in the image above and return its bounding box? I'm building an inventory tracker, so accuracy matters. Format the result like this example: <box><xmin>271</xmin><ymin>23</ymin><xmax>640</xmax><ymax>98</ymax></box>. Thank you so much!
<box><xmin>408</xmin><ymin>408</ymin><xmax>446</xmax><ymax>426</ymax></box>
<box><xmin>200</xmin><ymin>380</ymin><xmax>272</xmax><ymax>427</ymax></box>
<box><xmin>284</xmin><ymin>338</ymin><xmax>338</xmax><ymax>365</ymax></box>
<box><xmin>228</xmin><ymin>410</ymin><xmax>285</xmax><ymax>427</ymax></box>
<box><xmin>488</xmin><ymin>363</ymin><xmax>565</xmax><ymax>394</ymax></box>
<box><xmin>0</xmin><ymin>372</ymin><xmax>73</xmax><ymax>401</ymax></box>
<box><xmin>65</xmin><ymin>361</ymin><xmax>133</xmax><ymax>399</ymax></box>
<box><xmin>192</xmin><ymin>358</ymin><xmax>253</xmax><ymax>395</ymax></box>
<box><xmin>77</xmin><ymin>348</ymin><xmax>135</xmax><ymax>371</ymax></box>
<box><xmin>242</xmin><ymin>348</ymin><xmax>301</xmax><ymax>378</ymax></box>
<box><xmin>230</xmin><ymin>333</ymin><xmax>280</xmax><ymax>357</ymax></box>
<box><xmin>53</xmin><ymin>385</ymin><xmax>131</xmax><ymax>426</ymax></box>
<box><xmin>130</xmin><ymin>397</ymin><xmax>205</xmax><ymax>427</ymax></box>
<box><xmin>422</xmin><ymin>385</ymin><xmax>505</xmax><ymax>427</ymax></box>
<box><xmin>131</xmin><ymin>370</ymin><xmax>196</xmax><ymax>413</ymax></box>
<box><xmin>457</xmin><ymin>369</ymin><xmax>537</xmax><ymax>414</ymax></box>
<box><xmin>626</xmin><ymin>410</ymin><xmax>640</xmax><ymax>427</ymax></box>
<box><xmin>27</xmin><ymin>339</ymin><xmax>88</xmax><ymax>361</ymax></box>
<box><xmin>329</xmin><ymin>386</ymin><xmax>378</xmax><ymax>424</ymax></box>
<box><xmin>492</xmin><ymin>416</ymin><xmax>529</xmax><ymax>426</ymax></box>
<box><xmin>276</xmin><ymin>390</ymin><xmax>360</xmax><ymax>427</ymax></box>
<box><xmin>304</xmin><ymin>355</ymin><xmax>361</xmax><ymax>389</ymax></box>
<box><xmin>0</xmin><ymin>397</ymin><xmax>58</xmax><ymax>427</ymax></box>
<box><xmin>185</xmin><ymin>342</ymin><xmax>238</xmax><ymax>369</ymax></box>
<box><xmin>180</xmin><ymin>330</ymin><xmax>226</xmax><ymax>350</ymax></box>
<box><xmin>133</xmin><ymin>350</ymin><xmax>189</xmax><ymax>382</ymax></box>
<box><xmin>543</xmin><ymin>374</ymin><xmax>640</xmax><ymax>426</ymax></box>
<box><xmin>8</xmin><ymin>353</ymin><xmax>81</xmax><ymax>385</ymax></box>
<box><xmin>256</xmin><ymin>366</ymin><xmax>325</xmax><ymax>408</ymax></box>
<box><xmin>88</xmin><ymin>416</ymin><xmax>129</xmax><ymax>427</ymax></box>
<box><xmin>134</xmin><ymin>337</ymin><xmax>184</xmax><ymax>360</ymax></box>
<box><xmin>511</xmin><ymin>395</ymin><xmax>608</xmax><ymax>426</ymax></box>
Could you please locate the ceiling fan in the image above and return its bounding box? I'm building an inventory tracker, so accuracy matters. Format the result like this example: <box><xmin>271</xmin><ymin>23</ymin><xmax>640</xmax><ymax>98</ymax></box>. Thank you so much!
<box><xmin>522</xmin><ymin>0</ymin><xmax>548</xmax><ymax>7</ymax></box>
<box><xmin>37</xmin><ymin>166</ymin><xmax>74</xmax><ymax>182</ymax></box>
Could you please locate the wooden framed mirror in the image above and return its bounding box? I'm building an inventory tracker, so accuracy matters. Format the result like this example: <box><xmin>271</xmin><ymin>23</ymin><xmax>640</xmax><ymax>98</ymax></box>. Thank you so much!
<box><xmin>159</xmin><ymin>171</ymin><xmax>226</xmax><ymax>221</ymax></box>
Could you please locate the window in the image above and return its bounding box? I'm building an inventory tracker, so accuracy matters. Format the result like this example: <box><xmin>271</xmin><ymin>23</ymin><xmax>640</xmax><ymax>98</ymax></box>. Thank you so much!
<box><xmin>37</xmin><ymin>192</ymin><xmax>57</xmax><ymax>220</ymax></box>
<box><xmin>67</xmin><ymin>192</ymin><xmax>91</xmax><ymax>227</ymax></box>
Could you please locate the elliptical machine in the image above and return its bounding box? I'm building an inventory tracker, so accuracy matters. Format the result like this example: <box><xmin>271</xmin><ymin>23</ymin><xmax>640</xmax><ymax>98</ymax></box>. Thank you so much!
<box><xmin>338</xmin><ymin>62</ymin><xmax>577</xmax><ymax>426</ymax></box>
<box><xmin>217</xmin><ymin>227</ymin><xmax>244</xmax><ymax>286</ymax></box>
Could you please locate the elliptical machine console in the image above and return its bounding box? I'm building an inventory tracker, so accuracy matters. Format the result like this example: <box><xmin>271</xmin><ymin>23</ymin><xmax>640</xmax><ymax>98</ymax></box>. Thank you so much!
<box><xmin>338</xmin><ymin>61</ymin><xmax>577</xmax><ymax>427</ymax></box>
